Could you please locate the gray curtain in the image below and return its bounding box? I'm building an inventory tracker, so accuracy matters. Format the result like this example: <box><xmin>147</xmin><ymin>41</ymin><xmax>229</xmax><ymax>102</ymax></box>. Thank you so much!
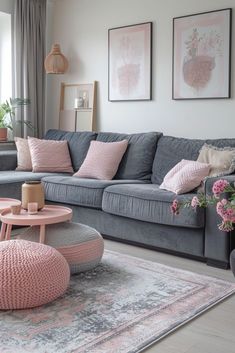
<box><xmin>13</xmin><ymin>0</ymin><xmax>46</xmax><ymax>138</ymax></box>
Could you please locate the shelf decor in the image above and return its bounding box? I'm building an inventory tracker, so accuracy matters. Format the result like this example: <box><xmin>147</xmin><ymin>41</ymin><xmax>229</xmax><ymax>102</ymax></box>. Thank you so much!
<box><xmin>59</xmin><ymin>82</ymin><xmax>97</xmax><ymax>132</ymax></box>
<box><xmin>108</xmin><ymin>22</ymin><xmax>152</xmax><ymax>101</ymax></box>
<box><xmin>173</xmin><ymin>8</ymin><xmax>232</xmax><ymax>100</ymax></box>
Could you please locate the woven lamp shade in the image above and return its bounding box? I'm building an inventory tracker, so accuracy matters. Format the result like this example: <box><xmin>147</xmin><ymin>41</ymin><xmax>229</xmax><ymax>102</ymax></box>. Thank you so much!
<box><xmin>44</xmin><ymin>44</ymin><xmax>68</xmax><ymax>74</ymax></box>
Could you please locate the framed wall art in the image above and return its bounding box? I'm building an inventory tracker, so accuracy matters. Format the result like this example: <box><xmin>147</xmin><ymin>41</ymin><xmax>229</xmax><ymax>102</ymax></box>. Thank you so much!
<box><xmin>108</xmin><ymin>22</ymin><xmax>152</xmax><ymax>101</ymax></box>
<box><xmin>173</xmin><ymin>8</ymin><xmax>232</xmax><ymax>100</ymax></box>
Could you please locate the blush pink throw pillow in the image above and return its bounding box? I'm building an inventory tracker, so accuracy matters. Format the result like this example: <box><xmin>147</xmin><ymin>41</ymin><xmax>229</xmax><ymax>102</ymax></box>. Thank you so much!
<box><xmin>28</xmin><ymin>137</ymin><xmax>73</xmax><ymax>173</ymax></box>
<box><xmin>74</xmin><ymin>140</ymin><xmax>128</xmax><ymax>180</ymax></box>
<box><xmin>15</xmin><ymin>137</ymin><xmax>32</xmax><ymax>171</ymax></box>
<box><xmin>159</xmin><ymin>159</ymin><xmax>210</xmax><ymax>194</ymax></box>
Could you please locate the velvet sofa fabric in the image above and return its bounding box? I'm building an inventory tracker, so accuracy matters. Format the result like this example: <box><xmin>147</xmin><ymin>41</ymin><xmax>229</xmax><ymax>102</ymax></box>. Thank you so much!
<box><xmin>97</xmin><ymin>131</ymin><xmax>162</xmax><ymax>180</ymax></box>
<box><xmin>102</xmin><ymin>184</ymin><xmax>204</xmax><ymax>228</ymax></box>
<box><xmin>44</xmin><ymin>129</ymin><xmax>97</xmax><ymax>172</ymax></box>
<box><xmin>0</xmin><ymin>129</ymin><xmax>234</xmax><ymax>268</ymax></box>
<box><xmin>152</xmin><ymin>135</ymin><xmax>235</xmax><ymax>185</ymax></box>
<box><xmin>43</xmin><ymin>176</ymin><xmax>147</xmax><ymax>209</ymax></box>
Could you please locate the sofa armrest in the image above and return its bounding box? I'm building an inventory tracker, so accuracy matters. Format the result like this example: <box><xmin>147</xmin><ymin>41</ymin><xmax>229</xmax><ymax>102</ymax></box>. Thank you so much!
<box><xmin>0</xmin><ymin>151</ymin><xmax>17</xmax><ymax>171</ymax></box>
<box><xmin>204</xmin><ymin>176</ymin><xmax>235</xmax><ymax>268</ymax></box>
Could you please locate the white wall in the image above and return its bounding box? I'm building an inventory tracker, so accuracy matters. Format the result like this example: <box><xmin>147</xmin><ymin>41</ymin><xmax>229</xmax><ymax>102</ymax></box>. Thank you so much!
<box><xmin>0</xmin><ymin>0</ymin><xmax>14</xmax><ymax>14</ymax></box>
<box><xmin>0</xmin><ymin>12</ymin><xmax>12</xmax><ymax>102</ymax></box>
<box><xmin>46</xmin><ymin>0</ymin><xmax>235</xmax><ymax>139</ymax></box>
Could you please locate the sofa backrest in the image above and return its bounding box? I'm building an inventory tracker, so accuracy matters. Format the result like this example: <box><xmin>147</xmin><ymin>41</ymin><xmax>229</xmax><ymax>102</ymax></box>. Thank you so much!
<box><xmin>152</xmin><ymin>135</ymin><xmax>235</xmax><ymax>185</ymax></box>
<box><xmin>44</xmin><ymin>129</ymin><xmax>97</xmax><ymax>172</ymax></box>
<box><xmin>97</xmin><ymin>131</ymin><xmax>162</xmax><ymax>180</ymax></box>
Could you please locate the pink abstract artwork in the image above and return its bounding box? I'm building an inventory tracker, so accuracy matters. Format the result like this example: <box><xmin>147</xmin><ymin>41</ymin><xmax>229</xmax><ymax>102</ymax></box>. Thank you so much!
<box><xmin>109</xmin><ymin>22</ymin><xmax>152</xmax><ymax>101</ymax></box>
<box><xmin>173</xmin><ymin>9</ymin><xmax>231</xmax><ymax>99</ymax></box>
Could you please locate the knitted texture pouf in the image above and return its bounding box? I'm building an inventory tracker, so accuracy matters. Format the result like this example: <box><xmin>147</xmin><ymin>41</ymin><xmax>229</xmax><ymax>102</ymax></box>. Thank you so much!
<box><xmin>0</xmin><ymin>240</ymin><xmax>70</xmax><ymax>310</ymax></box>
<box><xmin>19</xmin><ymin>222</ymin><xmax>104</xmax><ymax>274</ymax></box>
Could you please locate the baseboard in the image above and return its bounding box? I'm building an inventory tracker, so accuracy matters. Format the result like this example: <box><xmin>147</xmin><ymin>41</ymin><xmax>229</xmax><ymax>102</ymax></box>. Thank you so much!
<box><xmin>207</xmin><ymin>258</ymin><xmax>230</xmax><ymax>270</ymax></box>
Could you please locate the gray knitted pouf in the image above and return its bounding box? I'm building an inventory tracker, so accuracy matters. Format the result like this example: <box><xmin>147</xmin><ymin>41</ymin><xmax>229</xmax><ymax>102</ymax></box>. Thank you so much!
<box><xmin>18</xmin><ymin>222</ymin><xmax>104</xmax><ymax>275</ymax></box>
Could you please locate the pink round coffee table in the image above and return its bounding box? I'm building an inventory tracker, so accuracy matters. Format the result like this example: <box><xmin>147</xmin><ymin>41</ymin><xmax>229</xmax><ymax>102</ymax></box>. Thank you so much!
<box><xmin>0</xmin><ymin>198</ymin><xmax>21</xmax><ymax>212</ymax></box>
<box><xmin>0</xmin><ymin>205</ymin><xmax>72</xmax><ymax>243</ymax></box>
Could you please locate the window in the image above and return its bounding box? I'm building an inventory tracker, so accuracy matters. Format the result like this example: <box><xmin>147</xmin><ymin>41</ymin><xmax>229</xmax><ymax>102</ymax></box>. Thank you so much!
<box><xmin>0</xmin><ymin>11</ymin><xmax>12</xmax><ymax>102</ymax></box>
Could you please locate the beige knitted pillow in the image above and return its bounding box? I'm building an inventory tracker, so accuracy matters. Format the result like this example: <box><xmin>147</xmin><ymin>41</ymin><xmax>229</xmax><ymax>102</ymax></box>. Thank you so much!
<box><xmin>197</xmin><ymin>144</ymin><xmax>235</xmax><ymax>177</ymax></box>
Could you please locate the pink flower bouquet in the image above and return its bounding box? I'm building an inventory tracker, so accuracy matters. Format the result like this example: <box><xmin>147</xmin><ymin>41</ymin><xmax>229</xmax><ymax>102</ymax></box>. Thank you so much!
<box><xmin>171</xmin><ymin>179</ymin><xmax>235</xmax><ymax>232</ymax></box>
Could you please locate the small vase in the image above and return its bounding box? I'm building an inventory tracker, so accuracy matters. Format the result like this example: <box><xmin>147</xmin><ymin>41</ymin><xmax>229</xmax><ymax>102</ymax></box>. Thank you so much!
<box><xmin>21</xmin><ymin>181</ymin><xmax>45</xmax><ymax>210</ymax></box>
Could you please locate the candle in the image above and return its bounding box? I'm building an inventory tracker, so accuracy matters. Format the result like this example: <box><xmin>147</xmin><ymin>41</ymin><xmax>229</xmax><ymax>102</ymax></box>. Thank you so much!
<box><xmin>74</xmin><ymin>98</ymin><xmax>79</xmax><ymax>109</ymax></box>
<box><xmin>27</xmin><ymin>202</ymin><xmax>38</xmax><ymax>215</ymax></box>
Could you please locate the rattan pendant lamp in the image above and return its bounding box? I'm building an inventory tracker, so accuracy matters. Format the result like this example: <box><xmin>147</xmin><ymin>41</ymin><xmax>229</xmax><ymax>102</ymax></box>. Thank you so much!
<box><xmin>44</xmin><ymin>44</ymin><xmax>68</xmax><ymax>74</ymax></box>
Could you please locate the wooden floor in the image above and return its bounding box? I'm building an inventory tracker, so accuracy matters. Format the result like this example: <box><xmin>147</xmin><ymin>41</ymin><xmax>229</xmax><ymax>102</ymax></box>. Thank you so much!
<box><xmin>105</xmin><ymin>239</ymin><xmax>235</xmax><ymax>353</ymax></box>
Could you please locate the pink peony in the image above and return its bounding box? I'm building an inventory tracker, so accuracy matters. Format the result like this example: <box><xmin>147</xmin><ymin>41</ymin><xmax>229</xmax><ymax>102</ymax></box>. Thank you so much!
<box><xmin>212</xmin><ymin>179</ymin><xmax>229</xmax><ymax>196</ymax></box>
<box><xmin>191</xmin><ymin>196</ymin><xmax>199</xmax><ymax>209</ymax></box>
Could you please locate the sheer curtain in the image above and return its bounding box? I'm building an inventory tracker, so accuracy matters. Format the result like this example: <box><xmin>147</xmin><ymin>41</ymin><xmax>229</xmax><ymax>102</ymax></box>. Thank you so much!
<box><xmin>13</xmin><ymin>0</ymin><xmax>46</xmax><ymax>138</ymax></box>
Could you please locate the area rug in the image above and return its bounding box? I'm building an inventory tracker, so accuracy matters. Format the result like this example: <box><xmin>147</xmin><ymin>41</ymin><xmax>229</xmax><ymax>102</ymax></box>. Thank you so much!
<box><xmin>0</xmin><ymin>250</ymin><xmax>235</xmax><ymax>353</ymax></box>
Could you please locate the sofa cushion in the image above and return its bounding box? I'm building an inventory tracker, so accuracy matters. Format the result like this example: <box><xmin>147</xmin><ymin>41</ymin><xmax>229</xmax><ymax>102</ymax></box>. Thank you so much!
<box><xmin>28</xmin><ymin>137</ymin><xmax>74</xmax><ymax>173</ymax></box>
<box><xmin>15</xmin><ymin>137</ymin><xmax>32</xmax><ymax>171</ymax></box>
<box><xmin>102</xmin><ymin>184</ymin><xmax>205</xmax><ymax>228</ymax></box>
<box><xmin>74</xmin><ymin>140</ymin><xmax>128</xmax><ymax>179</ymax></box>
<box><xmin>96</xmin><ymin>131</ymin><xmax>162</xmax><ymax>180</ymax></box>
<box><xmin>152</xmin><ymin>136</ymin><xmax>235</xmax><ymax>185</ymax></box>
<box><xmin>152</xmin><ymin>136</ymin><xmax>205</xmax><ymax>185</ymax></box>
<box><xmin>197</xmin><ymin>143</ymin><xmax>235</xmax><ymax>177</ymax></box>
<box><xmin>159</xmin><ymin>159</ymin><xmax>210</xmax><ymax>194</ymax></box>
<box><xmin>43</xmin><ymin>176</ymin><xmax>147</xmax><ymax>209</ymax></box>
<box><xmin>44</xmin><ymin>129</ymin><xmax>97</xmax><ymax>172</ymax></box>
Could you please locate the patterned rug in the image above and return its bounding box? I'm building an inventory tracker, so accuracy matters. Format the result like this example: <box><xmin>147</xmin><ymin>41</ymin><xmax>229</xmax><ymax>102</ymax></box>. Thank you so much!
<box><xmin>0</xmin><ymin>250</ymin><xmax>235</xmax><ymax>353</ymax></box>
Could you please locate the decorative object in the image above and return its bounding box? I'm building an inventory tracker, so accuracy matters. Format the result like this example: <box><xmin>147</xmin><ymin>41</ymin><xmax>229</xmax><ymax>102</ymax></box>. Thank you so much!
<box><xmin>74</xmin><ymin>140</ymin><xmax>128</xmax><ymax>180</ymax></box>
<box><xmin>171</xmin><ymin>179</ymin><xmax>235</xmax><ymax>232</ymax></box>
<box><xmin>21</xmin><ymin>180</ymin><xmax>45</xmax><ymax>210</ymax></box>
<box><xmin>0</xmin><ymin>205</ymin><xmax>72</xmax><ymax>243</ymax></box>
<box><xmin>173</xmin><ymin>8</ymin><xmax>232</xmax><ymax>99</ymax></box>
<box><xmin>59</xmin><ymin>82</ymin><xmax>97</xmax><ymax>132</ymax></box>
<box><xmin>197</xmin><ymin>143</ymin><xmax>235</xmax><ymax>177</ymax></box>
<box><xmin>28</xmin><ymin>137</ymin><xmax>74</xmax><ymax>173</ymax></box>
<box><xmin>18</xmin><ymin>222</ymin><xmax>104</xmax><ymax>274</ymax></box>
<box><xmin>0</xmin><ymin>250</ymin><xmax>234</xmax><ymax>352</ymax></box>
<box><xmin>27</xmin><ymin>202</ymin><xmax>38</xmax><ymax>215</ymax></box>
<box><xmin>44</xmin><ymin>44</ymin><xmax>68</xmax><ymax>74</ymax></box>
<box><xmin>14</xmin><ymin>137</ymin><xmax>32</xmax><ymax>171</ymax></box>
<box><xmin>0</xmin><ymin>240</ymin><xmax>70</xmax><ymax>310</ymax></box>
<box><xmin>11</xmin><ymin>204</ymin><xmax>21</xmax><ymax>215</ymax></box>
<box><xmin>108</xmin><ymin>22</ymin><xmax>152</xmax><ymax>101</ymax></box>
<box><xmin>159</xmin><ymin>159</ymin><xmax>210</xmax><ymax>194</ymax></box>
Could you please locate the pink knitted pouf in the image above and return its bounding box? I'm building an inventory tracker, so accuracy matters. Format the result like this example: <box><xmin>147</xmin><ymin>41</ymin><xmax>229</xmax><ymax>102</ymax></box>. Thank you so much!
<box><xmin>0</xmin><ymin>240</ymin><xmax>70</xmax><ymax>310</ymax></box>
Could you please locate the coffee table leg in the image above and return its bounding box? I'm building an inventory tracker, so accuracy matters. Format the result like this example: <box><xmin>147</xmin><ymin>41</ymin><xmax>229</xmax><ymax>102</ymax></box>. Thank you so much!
<box><xmin>5</xmin><ymin>224</ymin><xmax>12</xmax><ymax>240</ymax></box>
<box><xmin>39</xmin><ymin>225</ymin><xmax>46</xmax><ymax>244</ymax></box>
<box><xmin>0</xmin><ymin>223</ymin><xmax>6</xmax><ymax>241</ymax></box>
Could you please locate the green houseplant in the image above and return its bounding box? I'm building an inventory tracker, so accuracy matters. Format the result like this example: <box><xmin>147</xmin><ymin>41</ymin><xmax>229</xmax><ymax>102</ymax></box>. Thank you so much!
<box><xmin>0</xmin><ymin>98</ymin><xmax>32</xmax><ymax>141</ymax></box>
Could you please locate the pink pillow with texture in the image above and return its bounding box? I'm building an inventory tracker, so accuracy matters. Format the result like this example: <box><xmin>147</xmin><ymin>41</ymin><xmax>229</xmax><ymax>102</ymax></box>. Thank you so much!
<box><xmin>28</xmin><ymin>137</ymin><xmax>73</xmax><ymax>173</ymax></box>
<box><xmin>15</xmin><ymin>137</ymin><xmax>32</xmax><ymax>171</ymax></box>
<box><xmin>74</xmin><ymin>140</ymin><xmax>128</xmax><ymax>180</ymax></box>
<box><xmin>159</xmin><ymin>159</ymin><xmax>210</xmax><ymax>194</ymax></box>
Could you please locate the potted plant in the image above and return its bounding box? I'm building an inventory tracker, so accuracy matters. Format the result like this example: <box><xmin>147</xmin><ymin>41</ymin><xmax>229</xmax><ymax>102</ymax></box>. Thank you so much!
<box><xmin>0</xmin><ymin>98</ymin><xmax>32</xmax><ymax>141</ymax></box>
<box><xmin>0</xmin><ymin>105</ymin><xmax>11</xmax><ymax>141</ymax></box>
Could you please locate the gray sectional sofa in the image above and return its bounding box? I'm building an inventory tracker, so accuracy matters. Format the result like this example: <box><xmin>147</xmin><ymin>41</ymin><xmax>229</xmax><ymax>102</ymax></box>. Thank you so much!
<box><xmin>0</xmin><ymin>129</ymin><xmax>234</xmax><ymax>269</ymax></box>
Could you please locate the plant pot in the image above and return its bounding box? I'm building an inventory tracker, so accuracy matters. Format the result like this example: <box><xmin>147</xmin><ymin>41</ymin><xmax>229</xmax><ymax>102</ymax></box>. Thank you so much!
<box><xmin>0</xmin><ymin>128</ymin><xmax>7</xmax><ymax>141</ymax></box>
